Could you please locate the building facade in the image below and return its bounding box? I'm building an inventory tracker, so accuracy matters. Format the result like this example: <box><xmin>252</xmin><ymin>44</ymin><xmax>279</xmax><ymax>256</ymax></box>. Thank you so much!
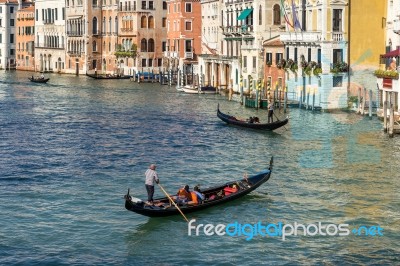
<box><xmin>281</xmin><ymin>0</ymin><xmax>349</xmax><ymax>110</ymax></box>
<box><xmin>166</xmin><ymin>0</ymin><xmax>202</xmax><ymax>86</ymax></box>
<box><xmin>16</xmin><ymin>3</ymin><xmax>35</xmax><ymax>71</ymax></box>
<box><xmin>34</xmin><ymin>0</ymin><xmax>66</xmax><ymax>73</ymax></box>
<box><xmin>0</xmin><ymin>0</ymin><xmax>19</xmax><ymax>70</ymax></box>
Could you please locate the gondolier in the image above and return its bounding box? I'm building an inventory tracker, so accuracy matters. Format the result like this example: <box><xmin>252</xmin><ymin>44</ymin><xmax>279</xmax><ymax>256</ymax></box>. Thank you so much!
<box><xmin>145</xmin><ymin>164</ymin><xmax>159</xmax><ymax>205</ymax></box>
<box><xmin>268</xmin><ymin>100</ymin><xmax>274</xmax><ymax>123</ymax></box>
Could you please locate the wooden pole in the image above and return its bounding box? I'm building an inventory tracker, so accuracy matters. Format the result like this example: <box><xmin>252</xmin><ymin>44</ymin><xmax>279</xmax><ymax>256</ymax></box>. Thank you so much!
<box><xmin>369</xmin><ymin>89</ymin><xmax>373</xmax><ymax>118</ymax></box>
<box><xmin>357</xmin><ymin>87</ymin><xmax>361</xmax><ymax>114</ymax></box>
<box><xmin>284</xmin><ymin>87</ymin><xmax>287</xmax><ymax>113</ymax></box>
<box><xmin>312</xmin><ymin>88</ymin><xmax>315</xmax><ymax>111</ymax></box>
<box><xmin>157</xmin><ymin>183</ymin><xmax>189</xmax><ymax>222</ymax></box>
<box><xmin>361</xmin><ymin>88</ymin><xmax>366</xmax><ymax>115</ymax></box>
<box><xmin>383</xmin><ymin>97</ymin><xmax>388</xmax><ymax>132</ymax></box>
<box><xmin>306</xmin><ymin>90</ymin><xmax>310</xmax><ymax>110</ymax></box>
<box><xmin>299</xmin><ymin>89</ymin><xmax>303</xmax><ymax>109</ymax></box>
<box><xmin>389</xmin><ymin>103</ymin><xmax>394</xmax><ymax>137</ymax></box>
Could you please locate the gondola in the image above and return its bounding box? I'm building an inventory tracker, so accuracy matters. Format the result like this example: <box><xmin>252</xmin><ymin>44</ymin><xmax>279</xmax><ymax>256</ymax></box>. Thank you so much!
<box><xmin>28</xmin><ymin>77</ymin><xmax>50</xmax><ymax>83</ymax></box>
<box><xmin>124</xmin><ymin>157</ymin><xmax>273</xmax><ymax>218</ymax></box>
<box><xmin>86</xmin><ymin>73</ymin><xmax>131</xmax><ymax>79</ymax></box>
<box><xmin>217</xmin><ymin>104</ymin><xmax>289</xmax><ymax>130</ymax></box>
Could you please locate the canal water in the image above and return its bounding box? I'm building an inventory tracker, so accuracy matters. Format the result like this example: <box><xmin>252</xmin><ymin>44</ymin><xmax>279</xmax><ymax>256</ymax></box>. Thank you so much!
<box><xmin>0</xmin><ymin>71</ymin><xmax>399</xmax><ymax>265</ymax></box>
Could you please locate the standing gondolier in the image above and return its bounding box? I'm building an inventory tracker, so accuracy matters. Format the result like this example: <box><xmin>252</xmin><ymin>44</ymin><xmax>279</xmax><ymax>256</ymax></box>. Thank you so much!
<box><xmin>268</xmin><ymin>100</ymin><xmax>274</xmax><ymax>123</ymax></box>
<box><xmin>145</xmin><ymin>164</ymin><xmax>159</xmax><ymax>205</ymax></box>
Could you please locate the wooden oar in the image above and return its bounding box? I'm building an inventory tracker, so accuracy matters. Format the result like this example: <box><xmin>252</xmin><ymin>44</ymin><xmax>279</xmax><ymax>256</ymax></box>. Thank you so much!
<box><xmin>272</xmin><ymin>112</ymin><xmax>288</xmax><ymax>131</ymax></box>
<box><xmin>157</xmin><ymin>183</ymin><xmax>189</xmax><ymax>222</ymax></box>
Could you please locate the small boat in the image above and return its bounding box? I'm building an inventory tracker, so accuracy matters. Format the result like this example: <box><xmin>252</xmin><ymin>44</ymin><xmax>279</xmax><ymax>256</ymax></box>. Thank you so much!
<box><xmin>124</xmin><ymin>157</ymin><xmax>273</xmax><ymax>218</ymax></box>
<box><xmin>29</xmin><ymin>77</ymin><xmax>50</xmax><ymax>83</ymax></box>
<box><xmin>181</xmin><ymin>85</ymin><xmax>200</xmax><ymax>94</ymax></box>
<box><xmin>200</xmin><ymin>85</ymin><xmax>218</xmax><ymax>94</ymax></box>
<box><xmin>86</xmin><ymin>73</ymin><xmax>131</xmax><ymax>79</ymax></box>
<box><xmin>217</xmin><ymin>104</ymin><xmax>289</xmax><ymax>130</ymax></box>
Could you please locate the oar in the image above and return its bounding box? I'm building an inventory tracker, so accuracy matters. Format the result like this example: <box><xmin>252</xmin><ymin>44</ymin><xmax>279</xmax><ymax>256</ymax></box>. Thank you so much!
<box><xmin>157</xmin><ymin>183</ymin><xmax>189</xmax><ymax>222</ymax></box>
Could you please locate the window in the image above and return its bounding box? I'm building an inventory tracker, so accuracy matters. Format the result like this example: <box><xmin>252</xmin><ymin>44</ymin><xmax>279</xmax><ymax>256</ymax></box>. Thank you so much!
<box><xmin>148</xmin><ymin>58</ymin><xmax>153</xmax><ymax>67</ymax></box>
<box><xmin>142</xmin><ymin>58</ymin><xmax>146</xmax><ymax>67</ymax></box>
<box><xmin>185</xmin><ymin>21</ymin><xmax>192</xmax><ymax>31</ymax></box>
<box><xmin>10</xmin><ymin>19</ymin><xmax>14</xmax><ymax>27</ymax></box>
<box><xmin>148</xmin><ymin>1</ymin><xmax>153</xmax><ymax>9</ymax></box>
<box><xmin>148</xmin><ymin>39</ymin><xmax>154</xmax><ymax>52</ymax></box>
<box><xmin>148</xmin><ymin>16</ymin><xmax>154</xmax><ymax>28</ymax></box>
<box><xmin>333</xmin><ymin>9</ymin><xmax>342</xmax><ymax>32</ymax></box>
<box><xmin>141</xmin><ymin>16</ymin><xmax>147</xmax><ymax>28</ymax></box>
<box><xmin>185</xmin><ymin>3</ymin><xmax>192</xmax><ymax>12</ymax></box>
<box><xmin>259</xmin><ymin>5</ymin><xmax>262</xmax><ymax>25</ymax></box>
<box><xmin>93</xmin><ymin>0</ymin><xmax>97</xmax><ymax>5</ymax></box>
<box><xmin>253</xmin><ymin>56</ymin><xmax>256</xmax><ymax>68</ymax></box>
<box><xmin>273</xmin><ymin>4</ymin><xmax>281</xmax><ymax>25</ymax></box>
<box><xmin>142</xmin><ymin>1</ymin><xmax>146</xmax><ymax>9</ymax></box>
<box><xmin>163</xmin><ymin>1</ymin><xmax>167</xmax><ymax>10</ymax></box>
<box><xmin>243</xmin><ymin>56</ymin><xmax>247</xmax><ymax>68</ymax></box>
<box><xmin>92</xmin><ymin>41</ymin><xmax>97</xmax><ymax>51</ymax></box>
<box><xmin>10</xmin><ymin>6</ymin><xmax>14</xmax><ymax>13</ymax></box>
<box><xmin>55</xmin><ymin>8</ymin><xmax>58</xmax><ymax>20</ymax></box>
<box><xmin>10</xmin><ymin>49</ymin><xmax>15</xmax><ymax>55</ymax></box>
<box><xmin>317</xmin><ymin>49</ymin><xmax>321</xmax><ymax>64</ymax></box>
<box><xmin>141</xmin><ymin>38</ymin><xmax>147</xmax><ymax>52</ymax></box>
<box><xmin>265</xmin><ymin>53</ymin><xmax>272</xmax><ymax>64</ymax></box>
<box><xmin>162</xmin><ymin>18</ymin><xmax>166</xmax><ymax>27</ymax></box>
<box><xmin>92</xmin><ymin>17</ymin><xmax>98</xmax><ymax>34</ymax></box>
<box><xmin>185</xmin><ymin>40</ymin><xmax>192</xmax><ymax>52</ymax></box>
<box><xmin>333</xmin><ymin>49</ymin><xmax>343</xmax><ymax>64</ymax></box>
<box><xmin>162</xmin><ymin>41</ymin><xmax>166</xmax><ymax>51</ymax></box>
<box><xmin>286</xmin><ymin>47</ymin><xmax>290</xmax><ymax>60</ymax></box>
<box><xmin>308</xmin><ymin>48</ymin><xmax>311</xmax><ymax>62</ymax></box>
<box><xmin>294</xmin><ymin>48</ymin><xmax>298</xmax><ymax>62</ymax></box>
<box><xmin>10</xmin><ymin>34</ymin><xmax>14</xmax><ymax>43</ymax></box>
<box><xmin>276</xmin><ymin>53</ymin><xmax>283</xmax><ymax>65</ymax></box>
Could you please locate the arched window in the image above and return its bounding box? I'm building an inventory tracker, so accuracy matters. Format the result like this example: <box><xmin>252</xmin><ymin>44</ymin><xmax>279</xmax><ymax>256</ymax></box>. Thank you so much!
<box><xmin>92</xmin><ymin>17</ymin><xmax>98</xmax><ymax>34</ymax></box>
<box><xmin>273</xmin><ymin>4</ymin><xmax>281</xmax><ymax>25</ymax></box>
<box><xmin>115</xmin><ymin>17</ymin><xmax>118</xmax><ymax>33</ymax></box>
<box><xmin>109</xmin><ymin>17</ymin><xmax>112</xmax><ymax>34</ymax></box>
<box><xmin>148</xmin><ymin>16</ymin><xmax>154</xmax><ymax>28</ymax></box>
<box><xmin>102</xmin><ymin>17</ymin><xmax>106</xmax><ymax>34</ymax></box>
<box><xmin>259</xmin><ymin>5</ymin><xmax>262</xmax><ymax>25</ymax></box>
<box><xmin>92</xmin><ymin>40</ymin><xmax>97</xmax><ymax>52</ymax></box>
<box><xmin>148</xmin><ymin>38</ymin><xmax>155</xmax><ymax>52</ymax></box>
<box><xmin>141</xmin><ymin>38</ymin><xmax>147</xmax><ymax>52</ymax></box>
<box><xmin>141</xmin><ymin>16</ymin><xmax>147</xmax><ymax>28</ymax></box>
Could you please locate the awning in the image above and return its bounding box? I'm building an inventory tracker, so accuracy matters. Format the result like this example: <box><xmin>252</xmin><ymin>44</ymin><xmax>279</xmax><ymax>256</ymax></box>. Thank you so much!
<box><xmin>237</xmin><ymin>9</ymin><xmax>253</xmax><ymax>20</ymax></box>
<box><xmin>380</xmin><ymin>48</ymin><xmax>400</xmax><ymax>58</ymax></box>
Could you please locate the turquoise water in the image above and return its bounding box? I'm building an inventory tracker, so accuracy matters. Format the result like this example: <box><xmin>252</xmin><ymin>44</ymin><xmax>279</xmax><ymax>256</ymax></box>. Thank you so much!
<box><xmin>0</xmin><ymin>71</ymin><xmax>399</xmax><ymax>265</ymax></box>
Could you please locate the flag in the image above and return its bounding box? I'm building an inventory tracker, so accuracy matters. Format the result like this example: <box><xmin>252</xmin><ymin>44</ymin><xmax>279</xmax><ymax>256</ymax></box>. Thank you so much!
<box><xmin>291</xmin><ymin>0</ymin><xmax>302</xmax><ymax>31</ymax></box>
<box><xmin>280</xmin><ymin>0</ymin><xmax>294</xmax><ymax>29</ymax></box>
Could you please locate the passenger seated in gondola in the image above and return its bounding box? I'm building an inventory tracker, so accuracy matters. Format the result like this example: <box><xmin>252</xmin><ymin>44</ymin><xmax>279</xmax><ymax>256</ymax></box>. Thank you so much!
<box><xmin>253</xmin><ymin>117</ymin><xmax>260</xmax><ymax>123</ymax></box>
<box><xmin>174</xmin><ymin>185</ymin><xmax>192</xmax><ymax>205</ymax></box>
<box><xmin>248</xmin><ymin>117</ymin><xmax>254</xmax><ymax>123</ymax></box>
<box><xmin>188</xmin><ymin>185</ymin><xmax>205</xmax><ymax>205</ymax></box>
<box><xmin>224</xmin><ymin>184</ymin><xmax>238</xmax><ymax>196</ymax></box>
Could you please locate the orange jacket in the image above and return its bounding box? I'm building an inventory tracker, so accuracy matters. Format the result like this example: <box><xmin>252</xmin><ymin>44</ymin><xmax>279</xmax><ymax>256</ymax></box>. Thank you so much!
<box><xmin>177</xmin><ymin>188</ymin><xmax>192</xmax><ymax>200</ymax></box>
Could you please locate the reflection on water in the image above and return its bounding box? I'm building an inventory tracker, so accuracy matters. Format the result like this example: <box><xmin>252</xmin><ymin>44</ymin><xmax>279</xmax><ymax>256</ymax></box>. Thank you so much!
<box><xmin>0</xmin><ymin>71</ymin><xmax>399</xmax><ymax>265</ymax></box>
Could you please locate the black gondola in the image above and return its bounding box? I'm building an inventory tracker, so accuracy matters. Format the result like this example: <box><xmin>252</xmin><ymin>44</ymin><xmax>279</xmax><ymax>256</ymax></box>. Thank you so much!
<box><xmin>86</xmin><ymin>73</ymin><xmax>131</xmax><ymax>79</ymax></box>
<box><xmin>217</xmin><ymin>104</ymin><xmax>288</xmax><ymax>130</ymax></box>
<box><xmin>124</xmin><ymin>157</ymin><xmax>273</xmax><ymax>218</ymax></box>
<box><xmin>29</xmin><ymin>77</ymin><xmax>50</xmax><ymax>83</ymax></box>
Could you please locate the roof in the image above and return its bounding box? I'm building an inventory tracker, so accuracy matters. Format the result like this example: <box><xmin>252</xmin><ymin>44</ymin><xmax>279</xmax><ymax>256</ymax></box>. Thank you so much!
<box><xmin>0</xmin><ymin>0</ymin><xmax>18</xmax><ymax>3</ymax></box>
<box><xmin>380</xmin><ymin>48</ymin><xmax>400</xmax><ymax>58</ymax></box>
<box><xmin>263</xmin><ymin>35</ymin><xmax>283</xmax><ymax>47</ymax></box>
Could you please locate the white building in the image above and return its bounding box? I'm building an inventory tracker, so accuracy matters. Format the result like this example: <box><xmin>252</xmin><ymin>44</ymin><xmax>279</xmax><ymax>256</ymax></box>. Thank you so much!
<box><xmin>0</xmin><ymin>0</ymin><xmax>19</xmax><ymax>70</ymax></box>
<box><xmin>214</xmin><ymin>0</ymin><xmax>282</xmax><ymax>96</ymax></box>
<box><xmin>281</xmin><ymin>0</ymin><xmax>349</xmax><ymax>110</ymax></box>
<box><xmin>34</xmin><ymin>0</ymin><xmax>66</xmax><ymax>73</ymax></box>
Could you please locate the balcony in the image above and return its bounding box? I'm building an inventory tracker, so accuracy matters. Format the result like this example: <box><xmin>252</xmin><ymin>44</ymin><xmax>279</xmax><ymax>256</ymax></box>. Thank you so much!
<box><xmin>184</xmin><ymin>52</ymin><xmax>193</xmax><ymax>59</ymax></box>
<box><xmin>241</xmin><ymin>24</ymin><xmax>253</xmax><ymax>35</ymax></box>
<box><xmin>332</xmin><ymin>32</ymin><xmax>344</xmax><ymax>42</ymax></box>
<box><xmin>280</xmin><ymin>31</ymin><xmax>322</xmax><ymax>43</ymax></box>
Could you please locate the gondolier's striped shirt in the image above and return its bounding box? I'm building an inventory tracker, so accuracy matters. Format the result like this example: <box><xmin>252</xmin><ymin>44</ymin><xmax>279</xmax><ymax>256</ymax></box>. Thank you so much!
<box><xmin>145</xmin><ymin>169</ymin><xmax>159</xmax><ymax>186</ymax></box>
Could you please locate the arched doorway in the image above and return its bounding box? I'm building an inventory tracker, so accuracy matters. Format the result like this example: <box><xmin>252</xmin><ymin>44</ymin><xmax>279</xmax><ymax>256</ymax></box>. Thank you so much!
<box><xmin>57</xmin><ymin>57</ymin><xmax>62</xmax><ymax>73</ymax></box>
<box><xmin>75</xmin><ymin>58</ymin><xmax>79</xmax><ymax>75</ymax></box>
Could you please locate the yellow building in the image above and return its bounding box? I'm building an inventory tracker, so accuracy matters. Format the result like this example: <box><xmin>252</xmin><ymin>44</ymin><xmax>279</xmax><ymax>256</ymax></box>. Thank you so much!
<box><xmin>348</xmin><ymin>0</ymin><xmax>387</xmax><ymax>98</ymax></box>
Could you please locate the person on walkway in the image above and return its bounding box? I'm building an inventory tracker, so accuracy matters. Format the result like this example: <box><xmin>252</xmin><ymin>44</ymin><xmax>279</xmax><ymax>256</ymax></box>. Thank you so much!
<box><xmin>145</xmin><ymin>164</ymin><xmax>159</xmax><ymax>205</ymax></box>
<box><xmin>268</xmin><ymin>100</ymin><xmax>274</xmax><ymax>123</ymax></box>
